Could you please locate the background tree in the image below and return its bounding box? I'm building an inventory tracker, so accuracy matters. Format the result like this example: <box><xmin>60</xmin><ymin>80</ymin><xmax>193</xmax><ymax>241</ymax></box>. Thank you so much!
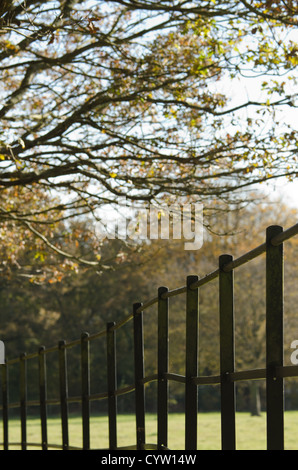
<box><xmin>0</xmin><ymin>0</ymin><xmax>297</xmax><ymax>415</ymax></box>
<box><xmin>0</xmin><ymin>185</ymin><xmax>111</xmax><ymax>282</ymax></box>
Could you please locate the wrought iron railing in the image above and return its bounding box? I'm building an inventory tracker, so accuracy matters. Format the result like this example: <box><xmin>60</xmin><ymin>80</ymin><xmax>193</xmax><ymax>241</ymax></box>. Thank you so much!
<box><xmin>0</xmin><ymin>223</ymin><xmax>298</xmax><ymax>450</ymax></box>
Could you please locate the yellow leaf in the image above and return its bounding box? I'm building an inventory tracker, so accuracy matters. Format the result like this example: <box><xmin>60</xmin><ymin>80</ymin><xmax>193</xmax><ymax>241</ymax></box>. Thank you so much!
<box><xmin>109</xmin><ymin>172</ymin><xmax>117</xmax><ymax>178</ymax></box>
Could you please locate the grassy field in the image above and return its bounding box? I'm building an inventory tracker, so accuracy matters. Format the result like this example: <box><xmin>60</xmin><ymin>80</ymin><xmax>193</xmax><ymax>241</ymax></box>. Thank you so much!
<box><xmin>1</xmin><ymin>411</ymin><xmax>298</xmax><ymax>450</ymax></box>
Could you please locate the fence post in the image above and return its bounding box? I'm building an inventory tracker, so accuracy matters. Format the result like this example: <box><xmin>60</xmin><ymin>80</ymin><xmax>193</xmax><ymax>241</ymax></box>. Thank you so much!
<box><xmin>185</xmin><ymin>275</ymin><xmax>199</xmax><ymax>450</ymax></box>
<box><xmin>39</xmin><ymin>346</ymin><xmax>48</xmax><ymax>450</ymax></box>
<box><xmin>107</xmin><ymin>322</ymin><xmax>117</xmax><ymax>450</ymax></box>
<box><xmin>133</xmin><ymin>302</ymin><xmax>145</xmax><ymax>450</ymax></box>
<box><xmin>58</xmin><ymin>340</ymin><xmax>69</xmax><ymax>450</ymax></box>
<box><xmin>20</xmin><ymin>353</ymin><xmax>27</xmax><ymax>451</ymax></box>
<box><xmin>219</xmin><ymin>254</ymin><xmax>236</xmax><ymax>450</ymax></box>
<box><xmin>157</xmin><ymin>286</ymin><xmax>169</xmax><ymax>450</ymax></box>
<box><xmin>1</xmin><ymin>364</ymin><xmax>8</xmax><ymax>450</ymax></box>
<box><xmin>266</xmin><ymin>225</ymin><xmax>284</xmax><ymax>450</ymax></box>
<box><xmin>81</xmin><ymin>331</ymin><xmax>90</xmax><ymax>450</ymax></box>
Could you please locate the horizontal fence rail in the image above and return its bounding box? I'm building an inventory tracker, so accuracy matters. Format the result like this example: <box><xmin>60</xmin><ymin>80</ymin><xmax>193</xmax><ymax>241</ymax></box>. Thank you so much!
<box><xmin>0</xmin><ymin>222</ymin><xmax>298</xmax><ymax>450</ymax></box>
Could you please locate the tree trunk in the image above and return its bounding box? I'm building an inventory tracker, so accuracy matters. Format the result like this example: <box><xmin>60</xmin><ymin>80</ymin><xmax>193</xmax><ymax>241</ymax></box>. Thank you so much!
<box><xmin>250</xmin><ymin>381</ymin><xmax>261</xmax><ymax>416</ymax></box>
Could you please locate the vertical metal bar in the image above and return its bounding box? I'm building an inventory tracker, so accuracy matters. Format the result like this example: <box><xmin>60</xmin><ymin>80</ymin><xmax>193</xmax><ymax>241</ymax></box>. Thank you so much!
<box><xmin>39</xmin><ymin>346</ymin><xmax>47</xmax><ymax>450</ymax></box>
<box><xmin>58</xmin><ymin>340</ymin><xmax>69</xmax><ymax>450</ymax></box>
<box><xmin>219</xmin><ymin>254</ymin><xmax>236</xmax><ymax>450</ymax></box>
<box><xmin>20</xmin><ymin>353</ymin><xmax>27</xmax><ymax>451</ymax></box>
<box><xmin>185</xmin><ymin>275</ymin><xmax>199</xmax><ymax>450</ymax></box>
<box><xmin>157</xmin><ymin>286</ymin><xmax>169</xmax><ymax>450</ymax></box>
<box><xmin>133</xmin><ymin>302</ymin><xmax>145</xmax><ymax>450</ymax></box>
<box><xmin>81</xmin><ymin>331</ymin><xmax>90</xmax><ymax>450</ymax></box>
<box><xmin>107</xmin><ymin>322</ymin><xmax>117</xmax><ymax>450</ymax></box>
<box><xmin>266</xmin><ymin>225</ymin><xmax>284</xmax><ymax>450</ymax></box>
<box><xmin>1</xmin><ymin>364</ymin><xmax>9</xmax><ymax>450</ymax></box>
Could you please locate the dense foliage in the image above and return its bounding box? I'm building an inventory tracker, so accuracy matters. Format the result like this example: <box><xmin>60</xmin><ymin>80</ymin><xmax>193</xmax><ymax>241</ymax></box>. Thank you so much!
<box><xmin>0</xmin><ymin>1</ymin><xmax>297</xmax><ymax>273</ymax></box>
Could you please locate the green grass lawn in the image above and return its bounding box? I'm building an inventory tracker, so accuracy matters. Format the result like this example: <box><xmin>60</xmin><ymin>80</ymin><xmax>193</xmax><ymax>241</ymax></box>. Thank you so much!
<box><xmin>1</xmin><ymin>411</ymin><xmax>298</xmax><ymax>450</ymax></box>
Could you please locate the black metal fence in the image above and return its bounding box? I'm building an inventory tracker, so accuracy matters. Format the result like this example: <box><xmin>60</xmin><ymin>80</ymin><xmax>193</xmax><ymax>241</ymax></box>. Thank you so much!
<box><xmin>0</xmin><ymin>223</ymin><xmax>298</xmax><ymax>451</ymax></box>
